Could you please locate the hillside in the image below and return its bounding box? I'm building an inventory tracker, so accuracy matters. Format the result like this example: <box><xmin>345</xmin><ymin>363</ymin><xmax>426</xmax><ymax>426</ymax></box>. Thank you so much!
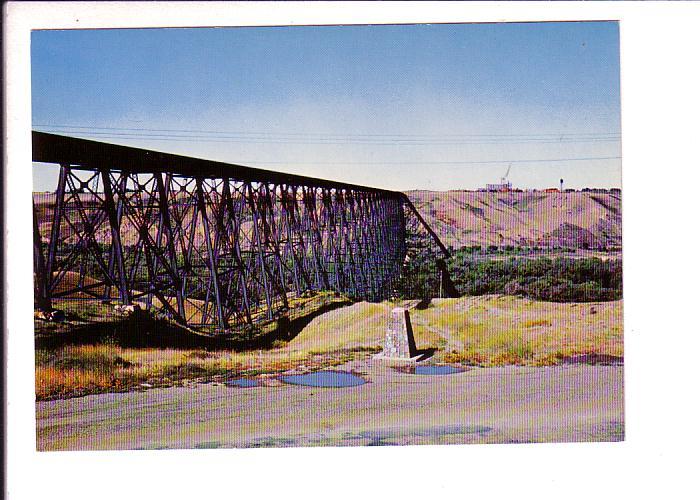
<box><xmin>284</xmin><ymin>295</ymin><xmax>623</xmax><ymax>364</ymax></box>
<box><xmin>33</xmin><ymin>189</ymin><xmax>622</xmax><ymax>251</ymax></box>
<box><xmin>406</xmin><ymin>190</ymin><xmax>621</xmax><ymax>250</ymax></box>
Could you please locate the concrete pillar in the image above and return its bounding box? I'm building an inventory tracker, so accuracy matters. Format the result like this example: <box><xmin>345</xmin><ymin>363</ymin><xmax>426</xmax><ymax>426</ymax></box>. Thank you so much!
<box><xmin>381</xmin><ymin>307</ymin><xmax>417</xmax><ymax>359</ymax></box>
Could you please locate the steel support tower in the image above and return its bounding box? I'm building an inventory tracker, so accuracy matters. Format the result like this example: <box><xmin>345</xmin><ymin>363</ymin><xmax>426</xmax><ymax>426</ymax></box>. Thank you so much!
<box><xmin>32</xmin><ymin>132</ymin><xmax>450</xmax><ymax>333</ymax></box>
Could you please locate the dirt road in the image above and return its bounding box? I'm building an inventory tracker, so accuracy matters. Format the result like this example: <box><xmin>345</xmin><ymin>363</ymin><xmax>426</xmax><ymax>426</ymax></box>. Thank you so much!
<box><xmin>36</xmin><ymin>363</ymin><xmax>624</xmax><ymax>450</ymax></box>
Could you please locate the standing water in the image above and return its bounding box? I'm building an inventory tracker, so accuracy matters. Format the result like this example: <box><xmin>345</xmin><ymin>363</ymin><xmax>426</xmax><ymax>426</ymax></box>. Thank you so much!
<box><xmin>280</xmin><ymin>371</ymin><xmax>367</xmax><ymax>388</ymax></box>
<box><xmin>224</xmin><ymin>378</ymin><xmax>260</xmax><ymax>388</ymax></box>
<box><xmin>398</xmin><ymin>365</ymin><xmax>467</xmax><ymax>375</ymax></box>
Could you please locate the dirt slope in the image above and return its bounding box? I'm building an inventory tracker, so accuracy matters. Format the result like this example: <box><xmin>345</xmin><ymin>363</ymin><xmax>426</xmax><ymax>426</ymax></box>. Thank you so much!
<box><xmin>406</xmin><ymin>190</ymin><xmax>621</xmax><ymax>249</ymax></box>
<box><xmin>34</xmin><ymin>190</ymin><xmax>621</xmax><ymax>250</ymax></box>
<box><xmin>284</xmin><ymin>296</ymin><xmax>623</xmax><ymax>364</ymax></box>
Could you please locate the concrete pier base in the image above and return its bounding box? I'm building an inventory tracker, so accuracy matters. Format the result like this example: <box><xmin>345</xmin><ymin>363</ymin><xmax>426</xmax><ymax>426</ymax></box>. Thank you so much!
<box><xmin>375</xmin><ymin>307</ymin><xmax>417</xmax><ymax>361</ymax></box>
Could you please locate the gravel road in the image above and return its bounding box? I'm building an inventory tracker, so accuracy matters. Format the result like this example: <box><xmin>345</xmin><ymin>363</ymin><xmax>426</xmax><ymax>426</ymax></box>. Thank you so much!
<box><xmin>36</xmin><ymin>363</ymin><xmax>624</xmax><ymax>450</ymax></box>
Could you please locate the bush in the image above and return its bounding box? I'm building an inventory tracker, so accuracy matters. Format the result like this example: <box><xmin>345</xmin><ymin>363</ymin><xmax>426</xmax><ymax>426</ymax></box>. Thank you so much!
<box><xmin>396</xmin><ymin>228</ymin><xmax>622</xmax><ymax>302</ymax></box>
<box><xmin>445</xmin><ymin>256</ymin><xmax>621</xmax><ymax>302</ymax></box>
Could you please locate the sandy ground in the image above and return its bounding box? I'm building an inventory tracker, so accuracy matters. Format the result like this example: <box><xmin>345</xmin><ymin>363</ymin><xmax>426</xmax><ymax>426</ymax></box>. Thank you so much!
<box><xmin>36</xmin><ymin>361</ymin><xmax>623</xmax><ymax>450</ymax></box>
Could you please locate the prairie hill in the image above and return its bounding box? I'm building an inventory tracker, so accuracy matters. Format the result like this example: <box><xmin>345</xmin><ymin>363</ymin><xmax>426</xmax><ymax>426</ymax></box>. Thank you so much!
<box><xmin>406</xmin><ymin>190</ymin><xmax>621</xmax><ymax>250</ymax></box>
<box><xmin>33</xmin><ymin>189</ymin><xmax>621</xmax><ymax>251</ymax></box>
<box><xmin>283</xmin><ymin>295</ymin><xmax>623</xmax><ymax>364</ymax></box>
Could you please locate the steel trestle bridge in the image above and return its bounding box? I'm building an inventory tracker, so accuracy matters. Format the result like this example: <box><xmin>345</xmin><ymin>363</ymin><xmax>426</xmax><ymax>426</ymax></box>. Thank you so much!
<box><xmin>32</xmin><ymin>131</ymin><xmax>451</xmax><ymax>333</ymax></box>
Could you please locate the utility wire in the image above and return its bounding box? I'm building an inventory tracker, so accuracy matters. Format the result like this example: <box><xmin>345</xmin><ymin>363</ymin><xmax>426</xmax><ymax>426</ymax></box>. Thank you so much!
<box><xmin>33</xmin><ymin>128</ymin><xmax>621</xmax><ymax>146</ymax></box>
<box><xmin>32</xmin><ymin>124</ymin><xmax>621</xmax><ymax>167</ymax></box>
<box><xmin>34</xmin><ymin>123</ymin><xmax>620</xmax><ymax>140</ymax></box>
<box><xmin>234</xmin><ymin>157</ymin><xmax>621</xmax><ymax>166</ymax></box>
<box><xmin>30</xmin><ymin>156</ymin><xmax>620</xmax><ymax>166</ymax></box>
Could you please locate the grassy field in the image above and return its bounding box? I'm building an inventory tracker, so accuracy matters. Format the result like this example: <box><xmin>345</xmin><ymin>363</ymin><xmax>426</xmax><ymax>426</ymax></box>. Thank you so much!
<box><xmin>35</xmin><ymin>344</ymin><xmax>373</xmax><ymax>400</ymax></box>
<box><xmin>35</xmin><ymin>294</ymin><xmax>622</xmax><ymax>400</ymax></box>
<box><xmin>283</xmin><ymin>295</ymin><xmax>622</xmax><ymax>365</ymax></box>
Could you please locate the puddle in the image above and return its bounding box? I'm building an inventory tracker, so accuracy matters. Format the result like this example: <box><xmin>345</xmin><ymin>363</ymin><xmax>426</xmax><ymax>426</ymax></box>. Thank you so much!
<box><xmin>414</xmin><ymin>365</ymin><xmax>466</xmax><ymax>375</ymax></box>
<box><xmin>224</xmin><ymin>378</ymin><xmax>260</xmax><ymax>388</ymax></box>
<box><xmin>279</xmin><ymin>370</ymin><xmax>367</xmax><ymax>388</ymax></box>
<box><xmin>397</xmin><ymin>364</ymin><xmax>467</xmax><ymax>375</ymax></box>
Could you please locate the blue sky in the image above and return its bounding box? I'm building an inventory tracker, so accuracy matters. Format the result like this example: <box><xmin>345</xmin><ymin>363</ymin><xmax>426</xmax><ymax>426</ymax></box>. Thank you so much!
<box><xmin>32</xmin><ymin>22</ymin><xmax>620</xmax><ymax>191</ymax></box>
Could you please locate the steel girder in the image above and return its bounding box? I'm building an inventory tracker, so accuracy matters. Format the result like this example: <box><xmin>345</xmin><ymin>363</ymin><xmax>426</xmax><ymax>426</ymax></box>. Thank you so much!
<box><xmin>32</xmin><ymin>132</ymin><xmax>448</xmax><ymax>333</ymax></box>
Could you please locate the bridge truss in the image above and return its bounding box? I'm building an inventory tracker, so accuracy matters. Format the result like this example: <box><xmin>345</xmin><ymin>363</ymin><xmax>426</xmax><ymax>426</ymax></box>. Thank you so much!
<box><xmin>32</xmin><ymin>132</ymin><xmax>450</xmax><ymax>333</ymax></box>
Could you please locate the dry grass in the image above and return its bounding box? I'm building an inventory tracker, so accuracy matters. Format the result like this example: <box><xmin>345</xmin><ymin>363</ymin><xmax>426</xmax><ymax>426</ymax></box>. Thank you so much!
<box><xmin>522</xmin><ymin>319</ymin><xmax>552</xmax><ymax>328</ymax></box>
<box><xmin>34</xmin><ymin>343</ymin><xmax>370</xmax><ymax>400</ymax></box>
<box><xmin>35</xmin><ymin>366</ymin><xmax>118</xmax><ymax>399</ymax></box>
<box><xmin>36</xmin><ymin>294</ymin><xmax>622</xmax><ymax>400</ymax></box>
<box><xmin>34</xmin><ymin>290</ymin><xmax>361</xmax><ymax>400</ymax></box>
<box><xmin>282</xmin><ymin>301</ymin><xmax>390</xmax><ymax>352</ymax></box>
<box><xmin>282</xmin><ymin>295</ymin><xmax>623</xmax><ymax>367</ymax></box>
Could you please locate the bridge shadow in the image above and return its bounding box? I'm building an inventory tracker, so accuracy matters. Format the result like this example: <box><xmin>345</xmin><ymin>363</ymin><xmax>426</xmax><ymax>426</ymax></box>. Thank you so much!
<box><xmin>35</xmin><ymin>300</ymin><xmax>354</xmax><ymax>351</ymax></box>
<box><xmin>414</xmin><ymin>347</ymin><xmax>436</xmax><ymax>362</ymax></box>
<box><xmin>35</xmin><ymin>312</ymin><xmax>239</xmax><ymax>350</ymax></box>
<box><xmin>413</xmin><ymin>298</ymin><xmax>432</xmax><ymax>310</ymax></box>
<box><xmin>249</xmin><ymin>299</ymin><xmax>353</xmax><ymax>349</ymax></box>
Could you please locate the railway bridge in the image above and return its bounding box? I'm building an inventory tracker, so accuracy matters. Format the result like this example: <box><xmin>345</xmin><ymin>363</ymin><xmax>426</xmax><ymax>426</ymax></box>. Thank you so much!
<box><xmin>32</xmin><ymin>131</ymin><xmax>453</xmax><ymax>333</ymax></box>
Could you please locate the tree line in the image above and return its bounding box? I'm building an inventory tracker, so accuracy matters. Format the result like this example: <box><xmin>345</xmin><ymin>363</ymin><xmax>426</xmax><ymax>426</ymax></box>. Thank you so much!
<box><xmin>396</xmin><ymin>251</ymin><xmax>622</xmax><ymax>302</ymax></box>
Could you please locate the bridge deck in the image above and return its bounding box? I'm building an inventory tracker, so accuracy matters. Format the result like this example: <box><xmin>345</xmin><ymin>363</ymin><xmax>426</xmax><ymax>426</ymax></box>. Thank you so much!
<box><xmin>33</xmin><ymin>131</ymin><xmax>400</xmax><ymax>196</ymax></box>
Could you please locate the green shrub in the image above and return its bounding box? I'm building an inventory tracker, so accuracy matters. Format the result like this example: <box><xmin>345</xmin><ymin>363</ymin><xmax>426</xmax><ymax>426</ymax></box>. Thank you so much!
<box><xmin>447</xmin><ymin>257</ymin><xmax>621</xmax><ymax>302</ymax></box>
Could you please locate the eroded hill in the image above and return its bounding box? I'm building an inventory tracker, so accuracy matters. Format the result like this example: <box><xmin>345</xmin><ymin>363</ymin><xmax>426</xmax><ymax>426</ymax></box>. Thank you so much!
<box><xmin>33</xmin><ymin>189</ymin><xmax>622</xmax><ymax>251</ymax></box>
<box><xmin>406</xmin><ymin>190</ymin><xmax>621</xmax><ymax>249</ymax></box>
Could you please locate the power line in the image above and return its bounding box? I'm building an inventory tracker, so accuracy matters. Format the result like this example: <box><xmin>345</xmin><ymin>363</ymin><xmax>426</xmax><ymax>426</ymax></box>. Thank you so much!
<box><xmin>33</xmin><ymin>128</ymin><xmax>621</xmax><ymax>146</ymax></box>
<box><xmin>31</xmin><ymin>129</ymin><xmax>620</xmax><ymax>166</ymax></box>
<box><xmin>31</xmin><ymin>156</ymin><xmax>620</xmax><ymax>167</ymax></box>
<box><xmin>237</xmin><ymin>156</ymin><xmax>622</xmax><ymax>166</ymax></box>
<box><xmin>32</xmin><ymin>125</ymin><xmax>621</xmax><ymax>168</ymax></box>
<box><xmin>34</xmin><ymin>123</ymin><xmax>620</xmax><ymax>140</ymax></box>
